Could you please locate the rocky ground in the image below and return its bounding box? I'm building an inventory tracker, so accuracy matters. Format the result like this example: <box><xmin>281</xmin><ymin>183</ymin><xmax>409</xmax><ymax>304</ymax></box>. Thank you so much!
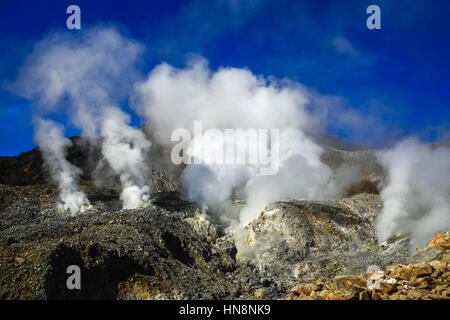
<box><xmin>0</xmin><ymin>184</ymin><xmax>236</xmax><ymax>299</ymax></box>
<box><xmin>285</xmin><ymin>232</ymin><xmax>450</xmax><ymax>300</ymax></box>
<box><xmin>1</xmin><ymin>183</ymin><xmax>447</xmax><ymax>300</ymax></box>
<box><xmin>0</xmin><ymin>138</ymin><xmax>448</xmax><ymax>300</ymax></box>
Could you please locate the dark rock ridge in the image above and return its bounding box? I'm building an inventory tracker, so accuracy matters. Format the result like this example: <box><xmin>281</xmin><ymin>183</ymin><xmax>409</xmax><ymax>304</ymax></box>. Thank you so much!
<box><xmin>0</xmin><ymin>137</ymin><xmax>89</xmax><ymax>186</ymax></box>
<box><xmin>0</xmin><ymin>136</ymin><xmax>178</xmax><ymax>191</ymax></box>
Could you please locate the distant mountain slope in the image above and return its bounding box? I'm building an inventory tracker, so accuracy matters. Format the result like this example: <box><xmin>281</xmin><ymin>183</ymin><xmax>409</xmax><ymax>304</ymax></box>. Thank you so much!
<box><xmin>308</xmin><ymin>133</ymin><xmax>372</xmax><ymax>152</ymax></box>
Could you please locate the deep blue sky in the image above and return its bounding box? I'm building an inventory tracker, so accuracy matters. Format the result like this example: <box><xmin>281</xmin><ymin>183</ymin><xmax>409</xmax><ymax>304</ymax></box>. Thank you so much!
<box><xmin>1</xmin><ymin>0</ymin><xmax>449</xmax><ymax>156</ymax></box>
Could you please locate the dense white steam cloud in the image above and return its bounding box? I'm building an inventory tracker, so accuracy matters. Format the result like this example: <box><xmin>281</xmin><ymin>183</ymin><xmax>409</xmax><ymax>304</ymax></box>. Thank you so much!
<box><xmin>34</xmin><ymin>118</ymin><xmax>90</xmax><ymax>214</ymax></box>
<box><xmin>132</xmin><ymin>59</ymin><xmax>339</xmax><ymax>226</ymax></box>
<box><xmin>376</xmin><ymin>139</ymin><xmax>450</xmax><ymax>249</ymax></box>
<box><xmin>12</xmin><ymin>27</ymin><xmax>152</xmax><ymax>210</ymax></box>
<box><xmin>13</xmin><ymin>27</ymin><xmax>143</xmax><ymax>136</ymax></box>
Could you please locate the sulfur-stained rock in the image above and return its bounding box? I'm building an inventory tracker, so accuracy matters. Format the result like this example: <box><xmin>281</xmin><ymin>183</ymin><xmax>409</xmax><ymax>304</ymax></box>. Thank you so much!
<box><xmin>284</xmin><ymin>241</ymin><xmax>450</xmax><ymax>301</ymax></box>
<box><xmin>333</xmin><ymin>274</ymin><xmax>367</xmax><ymax>292</ymax></box>
<box><xmin>325</xmin><ymin>291</ymin><xmax>355</xmax><ymax>300</ymax></box>
<box><xmin>429</xmin><ymin>260</ymin><xmax>447</xmax><ymax>271</ymax></box>
<box><xmin>411</xmin><ymin>263</ymin><xmax>433</xmax><ymax>277</ymax></box>
<box><xmin>407</xmin><ymin>289</ymin><xmax>423</xmax><ymax>300</ymax></box>
<box><xmin>290</xmin><ymin>283</ymin><xmax>321</xmax><ymax>296</ymax></box>
<box><xmin>379</xmin><ymin>282</ymin><xmax>397</xmax><ymax>295</ymax></box>
<box><xmin>427</xmin><ymin>232</ymin><xmax>450</xmax><ymax>249</ymax></box>
<box><xmin>236</xmin><ymin>193</ymin><xmax>409</xmax><ymax>289</ymax></box>
<box><xmin>389</xmin><ymin>265</ymin><xmax>412</xmax><ymax>280</ymax></box>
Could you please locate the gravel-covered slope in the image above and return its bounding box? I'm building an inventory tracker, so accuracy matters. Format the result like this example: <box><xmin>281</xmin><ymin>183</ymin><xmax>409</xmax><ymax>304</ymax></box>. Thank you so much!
<box><xmin>0</xmin><ymin>181</ymin><xmax>410</xmax><ymax>300</ymax></box>
<box><xmin>0</xmin><ymin>185</ymin><xmax>237</xmax><ymax>299</ymax></box>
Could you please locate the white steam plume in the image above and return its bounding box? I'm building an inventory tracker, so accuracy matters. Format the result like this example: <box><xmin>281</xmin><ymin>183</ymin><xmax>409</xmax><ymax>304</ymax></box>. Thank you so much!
<box><xmin>239</xmin><ymin>129</ymin><xmax>337</xmax><ymax>225</ymax></box>
<box><xmin>12</xmin><ymin>27</ymin><xmax>152</xmax><ymax>209</ymax></box>
<box><xmin>101</xmin><ymin>107</ymin><xmax>152</xmax><ymax>209</ymax></box>
<box><xmin>376</xmin><ymin>138</ymin><xmax>450</xmax><ymax>250</ymax></box>
<box><xmin>34</xmin><ymin>118</ymin><xmax>90</xmax><ymax>214</ymax></box>
<box><xmin>132</xmin><ymin>58</ymin><xmax>339</xmax><ymax>226</ymax></box>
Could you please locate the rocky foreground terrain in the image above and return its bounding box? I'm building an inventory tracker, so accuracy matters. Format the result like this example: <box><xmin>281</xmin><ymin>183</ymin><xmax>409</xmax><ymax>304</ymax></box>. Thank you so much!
<box><xmin>285</xmin><ymin>232</ymin><xmax>449</xmax><ymax>300</ymax></box>
<box><xmin>0</xmin><ymin>138</ymin><xmax>448</xmax><ymax>300</ymax></box>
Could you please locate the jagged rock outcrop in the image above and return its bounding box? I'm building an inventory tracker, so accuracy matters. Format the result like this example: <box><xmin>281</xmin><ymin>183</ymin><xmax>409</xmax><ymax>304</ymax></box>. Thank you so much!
<box><xmin>231</xmin><ymin>194</ymin><xmax>409</xmax><ymax>298</ymax></box>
